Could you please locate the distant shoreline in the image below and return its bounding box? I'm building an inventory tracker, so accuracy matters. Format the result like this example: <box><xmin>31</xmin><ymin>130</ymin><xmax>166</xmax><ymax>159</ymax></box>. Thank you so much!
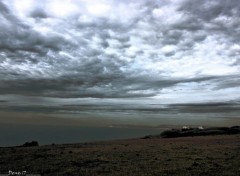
<box><xmin>143</xmin><ymin>126</ymin><xmax>240</xmax><ymax>139</ymax></box>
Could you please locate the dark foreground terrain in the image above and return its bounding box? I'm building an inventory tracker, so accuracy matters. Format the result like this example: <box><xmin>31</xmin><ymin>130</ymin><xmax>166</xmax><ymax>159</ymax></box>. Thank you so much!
<box><xmin>0</xmin><ymin>134</ymin><xmax>240</xmax><ymax>176</ymax></box>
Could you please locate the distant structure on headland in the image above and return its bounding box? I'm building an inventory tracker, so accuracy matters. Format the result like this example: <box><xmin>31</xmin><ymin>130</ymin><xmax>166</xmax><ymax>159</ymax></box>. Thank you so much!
<box><xmin>182</xmin><ymin>126</ymin><xmax>204</xmax><ymax>131</ymax></box>
<box><xmin>182</xmin><ymin>126</ymin><xmax>190</xmax><ymax>131</ymax></box>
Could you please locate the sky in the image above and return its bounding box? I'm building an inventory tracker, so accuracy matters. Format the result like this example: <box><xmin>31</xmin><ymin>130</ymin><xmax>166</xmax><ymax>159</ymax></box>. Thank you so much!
<box><xmin>0</xmin><ymin>0</ymin><xmax>240</xmax><ymax>126</ymax></box>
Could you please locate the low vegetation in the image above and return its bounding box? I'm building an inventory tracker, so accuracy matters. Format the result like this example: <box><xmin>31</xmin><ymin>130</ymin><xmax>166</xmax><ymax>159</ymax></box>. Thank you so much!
<box><xmin>144</xmin><ymin>126</ymin><xmax>240</xmax><ymax>139</ymax></box>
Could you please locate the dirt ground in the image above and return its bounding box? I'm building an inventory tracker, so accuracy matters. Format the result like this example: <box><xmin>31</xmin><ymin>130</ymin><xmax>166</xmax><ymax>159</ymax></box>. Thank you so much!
<box><xmin>0</xmin><ymin>134</ymin><xmax>240</xmax><ymax>176</ymax></box>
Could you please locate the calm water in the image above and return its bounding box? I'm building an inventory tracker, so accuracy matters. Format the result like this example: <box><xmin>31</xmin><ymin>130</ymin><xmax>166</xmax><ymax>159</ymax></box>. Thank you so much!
<box><xmin>0</xmin><ymin>124</ymin><xmax>164</xmax><ymax>147</ymax></box>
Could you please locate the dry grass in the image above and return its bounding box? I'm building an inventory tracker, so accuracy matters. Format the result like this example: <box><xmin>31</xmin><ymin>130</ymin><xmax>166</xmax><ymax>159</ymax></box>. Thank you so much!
<box><xmin>0</xmin><ymin>135</ymin><xmax>240</xmax><ymax>176</ymax></box>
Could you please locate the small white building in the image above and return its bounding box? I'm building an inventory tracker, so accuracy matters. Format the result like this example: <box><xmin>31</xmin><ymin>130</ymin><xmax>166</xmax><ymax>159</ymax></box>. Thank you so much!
<box><xmin>182</xmin><ymin>126</ymin><xmax>190</xmax><ymax>131</ymax></box>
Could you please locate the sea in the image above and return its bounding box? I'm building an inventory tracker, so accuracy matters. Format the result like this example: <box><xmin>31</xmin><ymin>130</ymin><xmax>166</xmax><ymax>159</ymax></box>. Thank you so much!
<box><xmin>0</xmin><ymin>124</ymin><xmax>164</xmax><ymax>147</ymax></box>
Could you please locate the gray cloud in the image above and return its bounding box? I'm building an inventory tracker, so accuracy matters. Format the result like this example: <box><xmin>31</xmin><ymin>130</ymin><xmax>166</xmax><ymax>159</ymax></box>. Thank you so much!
<box><xmin>30</xmin><ymin>8</ymin><xmax>48</xmax><ymax>19</ymax></box>
<box><xmin>0</xmin><ymin>0</ymin><xmax>240</xmax><ymax>103</ymax></box>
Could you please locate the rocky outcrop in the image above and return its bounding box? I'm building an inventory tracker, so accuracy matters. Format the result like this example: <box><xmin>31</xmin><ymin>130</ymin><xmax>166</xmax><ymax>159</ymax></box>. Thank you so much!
<box><xmin>21</xmin><ymin>141</ymin><xmax>39</xmax><ymax>147</ymax></box>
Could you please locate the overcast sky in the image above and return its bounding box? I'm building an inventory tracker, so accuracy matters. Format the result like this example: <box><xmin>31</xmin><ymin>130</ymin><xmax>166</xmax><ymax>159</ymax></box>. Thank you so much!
<box><xmin>0</xmin><ymin>0</ymin><xmax>240</xmax><ymax>123</ymax></box>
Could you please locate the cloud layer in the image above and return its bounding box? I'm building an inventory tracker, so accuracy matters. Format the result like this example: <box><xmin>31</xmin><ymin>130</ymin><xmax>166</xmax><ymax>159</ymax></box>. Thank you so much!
<box><xmin>0</xmin><ymin>0</ymin><xmax>240</xmax><ymax>103</ymax></box>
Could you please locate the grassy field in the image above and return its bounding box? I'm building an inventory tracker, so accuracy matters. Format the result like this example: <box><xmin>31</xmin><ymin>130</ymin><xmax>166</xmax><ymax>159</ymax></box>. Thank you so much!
<box><xmin>0</xmin><ymin>134</ymin><xmax>240</xmax><ymax>176</ymax></box>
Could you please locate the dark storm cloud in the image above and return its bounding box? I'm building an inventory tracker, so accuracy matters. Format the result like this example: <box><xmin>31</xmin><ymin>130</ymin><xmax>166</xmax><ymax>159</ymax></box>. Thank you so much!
<box><xmin>0</xmin><ymin>100</ymin><xmax>7</xmax><ymax>103</ymax></box>
<box><xmin>0</xmin><ymin>0</ymin><xmax>239</xmax><ymax>102</ymax></box>
<box><xmin>165</xmin><ymin>102</ymin><xmax>240</xmax><ymax>115</ymax></box>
